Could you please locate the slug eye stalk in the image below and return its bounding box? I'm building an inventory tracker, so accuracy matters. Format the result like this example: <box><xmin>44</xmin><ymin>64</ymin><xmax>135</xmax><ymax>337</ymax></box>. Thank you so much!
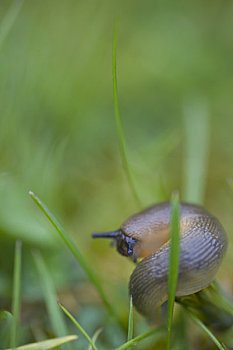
<box><xmin>92</xmin><ymin>230</ymin><xmax>137</xmax><ymax>259</ymax></box>
<box><xmin>92</xmin><ymin>230</ymin><xmax>121</xmax><ymax>239</ymax></box>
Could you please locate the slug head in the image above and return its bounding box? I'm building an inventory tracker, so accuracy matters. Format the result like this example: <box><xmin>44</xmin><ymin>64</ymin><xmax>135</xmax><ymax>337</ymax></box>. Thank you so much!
<box><xmin>92</xmin><ymin>230</ymin><xmax>137</xmax><ymax>261</ymax></box>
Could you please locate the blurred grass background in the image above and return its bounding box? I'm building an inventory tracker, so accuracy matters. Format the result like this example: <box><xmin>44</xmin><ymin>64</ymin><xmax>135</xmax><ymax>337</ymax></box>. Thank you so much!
<box><xmin>0</xmin><ymin>0</ymin><xmax>233</xmax><ymax>349</ymax></box>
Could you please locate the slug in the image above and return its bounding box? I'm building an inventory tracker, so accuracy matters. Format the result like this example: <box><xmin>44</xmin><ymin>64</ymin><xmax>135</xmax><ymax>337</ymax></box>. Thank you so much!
<box><xmin>92</xmin><ymin>202</ymin><xmax>227</xmax><ymax>319</ymax></box>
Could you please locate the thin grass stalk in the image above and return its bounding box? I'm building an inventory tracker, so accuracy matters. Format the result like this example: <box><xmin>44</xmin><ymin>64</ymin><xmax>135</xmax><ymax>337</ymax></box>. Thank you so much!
<box><xmin>29</xmin><ymin>191</ymin><xmax>118</xmax><ymax>322</ymax></box>
<box><xmin>183</xmin><ymin>306</ymin><xmax>228</xmax><ymax>350</ymax></box>
<box><xmin>58</xmin><ymin>302</ymin><xmax>98</xmax><ymax>350</ymax></box>
<box><xmin>87</xmin><ymin>328</ymin><xmax>103</xmax><ymax>350</ymax></box>
<box><xmin>127</xmin><ymin>295</ymin><xmax>133</xmax><ymax>348</ymax></box>
<box><xmin>112</xmin><ymin>21</ymin><xmax>141</xmax><ymax>208</ymax></box>
<box><xmin>114</xmin><ymin>326</ymin><xmax>166</xmax><ymax>350</ymax></box>
<box><xmin>10</xmin><ymin>240</ymin><xmax>22</xmax><ymax>348</ymax></box>
<box><xmin>167</xmin><ymin>192</ymin><xmax>180</xmax><ymax>350</ymax></box>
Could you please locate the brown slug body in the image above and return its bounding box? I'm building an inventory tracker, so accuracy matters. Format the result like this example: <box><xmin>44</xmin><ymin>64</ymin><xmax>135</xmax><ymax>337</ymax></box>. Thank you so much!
<box><xmin>92</xmin><ymin>202</ymin><xmax>227</xmax><ymax>319</ymax></box>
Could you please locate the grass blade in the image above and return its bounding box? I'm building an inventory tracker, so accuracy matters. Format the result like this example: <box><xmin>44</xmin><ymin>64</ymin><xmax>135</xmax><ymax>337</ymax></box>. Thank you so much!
<box><xmin>5</xmin><ymin>335</ymin><xmax>78</xmax><ymax>350</ymax></box>
<box><xmin>167</xmin><ymin>192</ymin><xmax>180</xmax><ymax>350</ymax></box>
<box><xmin>183</xmin><ymin>307</ymin><xmax>228</xmax><ymax>350</ymax></box>
<box><xmin>29</xmin><ymin>191</ymin><xmax>117</xmax><ymax>320</ymax></box>
<box><xmin>210</xmin><ymin>281</ymin><xmax>233</xmax><ymax>317</ymax></box>
<box><xmin>0</xmin><ymin>0</ymin><xmax>24</xmax><ymax>51</ymax></box>
<box><xmin>114</xmin><ymin>326</ymin><xmax>166</xmax><ymax>350</ymax></box>
<box><xmin>87</xmin><ymin>328</ymin><xmax>103</xmax><ymax>350</ymax></box>
<box><xmin>0</xmin><ymin>311</ymin><xmax>13</xmax><ymax>347</ymax></box>
<box><xmin>127</xmin><ymin>295</ymin><xmax>133</xmax><ymax>344</ymax></box>
<box><xmin>10</xmin><ymin>240</ymin><xmax>22</xmax><ymax>348</ymax></box>
<box><xmin>32</xmin><ymin>250</ymin><xmax>72</xmax><ymax>350</ymax></box>
<box><xmin>58</xmin><ymin>302</ymin><xmax>98</xmax><ymax>350</ymax></box>
<box><xmin>183</xmin><ymin>97</ymin><xmax>209</xmax><ymax>204</ymax></box>
<box><xmin>176</xmin><ymin>282</ymin><xmax>233</xmax><ymax>330</ymax></box>
<box><xmin>112</xmin><ymin>21</ymin><xmax>141</xmax><ymax>208</ymax></box>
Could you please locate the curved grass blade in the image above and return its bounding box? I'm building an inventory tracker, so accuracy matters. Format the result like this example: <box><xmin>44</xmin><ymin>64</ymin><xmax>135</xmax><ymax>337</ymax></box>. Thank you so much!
<box><xmin>58</xmin><ymin>302</ymin><xmax>98</xmax><ymax>350</ymax></box>
<box><xmin>87</xmin><ymin>328</ymin><xmax>103</xmax><ymax>350</ymax></box>
<box><xmin>127</xmin><ymin>295</ymin><xmax>133</xmax><ymax>345</ymax></box>
<box><xmin>5</xmin><ymin>335</ymin><xmax>78</xmax><ymax>350</ymax></box>
<box><xmin>10</xmin><ymin>240</ymin><xmax>22</xmax><ymax>348</ymax></box>
<box><xmin>114</xmin><ymin>326</ymin><xmax>166</xmax><ymax>350</ymax></box>
<box><xmin>29</xmin><ymin>191</ymin><xmax>117</xmax><ymax>321</ymax></box>
<box><xmin>167</xmin><ymin>192</ymin><xmax>180</xmax><ymax>350</ymax></box>
<box><xmin>183</xmin><ymin>306</ymin><xmax>228</xmax><ymax>350</ymax></box>
<box><xmin>112</xmin><ymin>21</ymin><xmax>141</xmax><ymax>208</ymax></box>
<box><xmin>32</xmin><ymin>250</ymin><xmax>72</xmax><ymax>350</ymax></box>
<box><xmin>0</xmin><ymin>0</ymin><xmax>24</xmax><ymax>51</ymax></box>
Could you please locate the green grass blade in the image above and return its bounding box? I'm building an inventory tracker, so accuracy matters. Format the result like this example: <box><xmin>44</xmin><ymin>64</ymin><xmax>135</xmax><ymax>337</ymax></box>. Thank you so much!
<box><xmin>183</xmin><ymin>97</ymin><xmax>209</xmax><ymax>204</ymax></box>
<box><xmin>32</xmin><ymin>250</ymin><xmax>72</xmax><ymax>350</ymax></box>
<box><xmin>87</xmin><ymin>328</ymin><xmax>103</xmax><ymax>350</ymax></box>
<box><xmin>58</xmin><ymin>302</ymin><xmax>98</xmax><ymax>350</ymax></box>
<box><xmin>127</xmin><ymin>295</ymin><xmax>133</xmax><ymax>344</ymax></box>
<box><xmin>167</xmin><ymin>192</ymin><xmax>180</xmax><ymax>350</ymax></box>
<box><xmin>0</xmin><ymin>311</ymin><xmax>13</xmax><ymax>347</ymax></box>
<box><xmin>114</xmin><ymin>326</ymin><xmax>166</xmax><ymax>350</ymax></box>
<box><xmin>0</xmin><ymin>0</ymin><xmax>24</xmax><ymax>51</ymax></box>
<box><xmin>5</xmin><ymin>335</ymin><xmax>78</xmax><ymax>350</ymax></box>
<box><xmin>112</xmin><ymin>21</ymin><xmax>141</xmax><ymax>208</ymax></box>
<box><xmin>10</xmin><ymin>240</ymin><xmax>22</xmax><ymax>348</ymax></box>
<box><xmin>210</xmin><ymin>281</ymin><xmax>233</xmax><ymax>316</ymax></box>
<box><xmin>184</xmin><ymin>307</ymin><xmax>228</xmax><ymax>350</ymax></box>
<box><xmin>176</xmin><ymin>281</ymin><xmax>233</xmax><ymax>329</ymax></box>
<box><xmin>29</xmin><ymin>191</ymin><xmax>117</xmax><ymax>320</ymax></box>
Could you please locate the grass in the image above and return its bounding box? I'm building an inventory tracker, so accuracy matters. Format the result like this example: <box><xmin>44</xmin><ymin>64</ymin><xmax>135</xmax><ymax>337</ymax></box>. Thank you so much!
<box><xmin>5</xmin><ymin>121</ymin><xmax>233</xmax><ymax>349</ymax></box>
<box><xmin>0</xmin><ymin>2</ymin><xmax>232</xmax><ymax>348</ymax></box>
<box><xmin>210</xmin><ymin>281</ymin><xmax>233</xmax><ymax>317</ymax></box>
<box><xmin>6</xmin><ymin>221</ymin><xmax>231</xmax><ymax>350</ymax></box>
<box><xmin>114</xmin><ymin>327</ymin><xmax>166</xmax><ymax>350</ymax></box>
<box><xmin>58</xmin><ymin>300</ymin><xmax>166</xmax><ymax>350</ymax></box>
<box><xmin>57</xmin><ymin>302</ymin><xmax>98</xmax><ymax>350</ymax></box>
<box><xmin>183</xmin><ymin>97</ymin><xmax>210</xmax><ymax>204</ymax></box>
<box><xmin>87</xmin><ymin>328</ymin><xmax>103</xmax><ymax>350</ymax></box>
<box><xmin>29</xmin><ymin>191</ymin><xmax>118</xmax><ymax>323</ymax></box>
<box><xmin>167</xmin><ymin>192</ymin><xmax>180</xmax><ymax>349</ymax></box>
<box><xmin>183</xmin><ymin>307</ymin><xmax>227</xmax><ymax>350</ymax></box>
<box><xmin>32</xmin><ymin>250</ymin><xmax>71</xmax><ymax>350</ymax></box>
<box><xmin>127</xmin><ymin>296</ymin><xmax>133</xmax><ymax>344</ymax></box>
<box><xmin>5</xmin><ymin>335</ymin><xmax>78</xmax><ymax>350</ymax></box>
<box><xmin>112</xmin><ymin>21</ymin><xmax>142</xmax><ymax>209</ymax></box>
<box><xmin>0</xmin><ymin>311</ymin><xmax>13</xmax><ymax>348</ymax></box>
<box><xmin>27</xmin><ymin>79</ymin><xmax>232</xmax><ymax>349</ymax></box>
<box><xmin>10</xmin><ymin>240</ymin><xmax>22</xmax><ymax>348</ymax></box>
<box><xmin>28</xmin><ymin>191</ymin><xmax>168</xmax><ymax>349</ymax></box>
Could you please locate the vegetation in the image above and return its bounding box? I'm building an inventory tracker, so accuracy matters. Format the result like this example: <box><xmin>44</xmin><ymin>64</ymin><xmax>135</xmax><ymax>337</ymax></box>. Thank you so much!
<box><xmin>0</xmin><ymin>0</ymin><xmax>233</xmax><ymax>349</ymax></box>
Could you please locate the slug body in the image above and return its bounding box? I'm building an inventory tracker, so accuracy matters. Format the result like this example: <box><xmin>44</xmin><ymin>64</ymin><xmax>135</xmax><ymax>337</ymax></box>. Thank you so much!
<box><xmin>93</xmin><ymin>202</ymin><xmax>227</xmax><ymax>319</ymax></box>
